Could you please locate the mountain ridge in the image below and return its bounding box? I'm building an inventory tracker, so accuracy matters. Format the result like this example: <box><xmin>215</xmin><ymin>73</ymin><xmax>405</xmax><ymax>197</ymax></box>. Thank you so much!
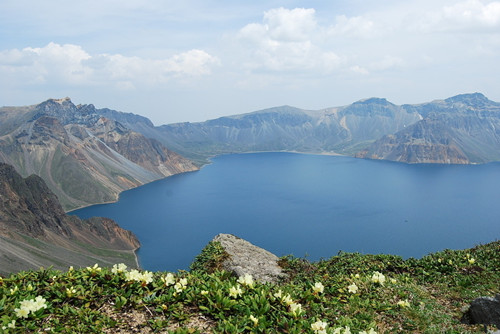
<box><xmin>0</xmin><ymin>98</ymin><xmax>199</xmax><ymax>211</ymax></box>
<box><xmin>0</xmin><ymin>162</ymin><xmax>140</xmax><ymax>275</ymax></box>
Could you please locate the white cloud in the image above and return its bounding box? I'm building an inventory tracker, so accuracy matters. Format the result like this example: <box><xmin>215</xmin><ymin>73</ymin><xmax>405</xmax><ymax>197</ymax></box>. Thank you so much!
<box><xmin>418</xmin><ymin>0</ymin><xmax>500</xmax><ymax>32</ymax></box>
<box><xmin>237</xmin><ymin>7</ymin><xmax>341</xmax><ymax>73</ymax></box>
<box><xmin>0</xmin><ymin>43</ymin><xmax>219</xmax><ymax>89</ymax></box>
<box><xmin>263</xmin><ymin>7</ymin><xmax>317</xmax><ymax>42</ymax></box>
<box><xmin>328</xmin><ymin>15</ymin><xmax>375</xmax><ymax>38</ymax></box>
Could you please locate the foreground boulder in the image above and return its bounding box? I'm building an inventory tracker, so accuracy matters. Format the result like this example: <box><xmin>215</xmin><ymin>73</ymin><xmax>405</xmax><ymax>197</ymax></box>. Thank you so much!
<box><xmin>462</xmin><ymin>294</ymin><xmax>500</xmax><ymax>328</ymax></box>
<box><xmin>192</xmin><ymin>233</ymin><xmax>287</xmax><ymax>283</ymax></box>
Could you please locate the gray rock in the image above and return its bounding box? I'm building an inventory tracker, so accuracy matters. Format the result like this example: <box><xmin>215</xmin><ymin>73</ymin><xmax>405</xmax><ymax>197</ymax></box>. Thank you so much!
<box><xmin>212</xmin><ymin>233</ymin><xmax>287</xmax><ymax>284</ymax></box>
<box><xmin>462</xmin><ymin>294</ymin><xmax>500</xmax><ymax>328</ymax></box>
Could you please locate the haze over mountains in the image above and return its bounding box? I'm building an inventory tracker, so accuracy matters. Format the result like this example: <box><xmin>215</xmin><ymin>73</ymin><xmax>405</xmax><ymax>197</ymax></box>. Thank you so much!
<box><xmin>100</xmin><ymin>92</ymin><xmax>500</xmax><ymax>165</ymax></box>
<box><xmin>1</xmin><ymin>93</ymin><xmax>500</xmax><ymax>212</ymax></box>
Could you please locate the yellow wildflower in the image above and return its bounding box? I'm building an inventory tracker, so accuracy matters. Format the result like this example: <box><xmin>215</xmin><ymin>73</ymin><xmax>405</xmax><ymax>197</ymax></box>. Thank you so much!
<box><xmin>249</xmin><ymin>315</ymin><xmax>259</xmax><ymax>326</ymax></box>
<box><xmin>397</xmin><ymin>299</ymin><xmax>411</xmax><ymax>308</ymax></box>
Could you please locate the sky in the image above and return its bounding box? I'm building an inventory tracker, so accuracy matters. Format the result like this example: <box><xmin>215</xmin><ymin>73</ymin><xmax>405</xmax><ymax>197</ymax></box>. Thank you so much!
<box><xmin>1</xmin><ymin>0</ymin><xmax>499</xmax><ymax>125</ymax></box>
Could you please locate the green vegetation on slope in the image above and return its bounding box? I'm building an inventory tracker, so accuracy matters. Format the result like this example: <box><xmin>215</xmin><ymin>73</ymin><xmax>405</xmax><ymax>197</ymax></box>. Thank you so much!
<box><xmin>0</xmin><ymin>241</ymin><xmax>498</xmax><ymax>333</ymax></box>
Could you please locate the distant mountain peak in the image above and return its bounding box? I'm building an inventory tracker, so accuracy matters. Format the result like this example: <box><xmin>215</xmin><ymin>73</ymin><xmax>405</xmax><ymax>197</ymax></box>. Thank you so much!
<box><xmin>354</xmin><ymin>97</ymin><xmax>393</xmax><ymax>105</ymax></box>
<box><xmin>445</xmin><ymin>92</ymin><xmax>489</xmax><ymax>104</ymax></box>
<box><xmin>51</xmin><ymin>97</ymin><xmax>72</xmax><ymax>104</ymax></box>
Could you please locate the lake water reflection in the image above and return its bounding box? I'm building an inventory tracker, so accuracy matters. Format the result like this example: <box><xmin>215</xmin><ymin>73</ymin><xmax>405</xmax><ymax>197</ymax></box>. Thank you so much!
<box><xmin>72</xmin><ymin>153</ymin><xmax>500</xmax><ymax>272</ymax></box>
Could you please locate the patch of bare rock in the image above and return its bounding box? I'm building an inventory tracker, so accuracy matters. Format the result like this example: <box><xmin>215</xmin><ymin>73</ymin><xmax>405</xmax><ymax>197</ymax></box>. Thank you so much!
<box><xmin>212</xmin><ymin>233</ymin><xmax>287</xmax><ymax>284</ymax></box>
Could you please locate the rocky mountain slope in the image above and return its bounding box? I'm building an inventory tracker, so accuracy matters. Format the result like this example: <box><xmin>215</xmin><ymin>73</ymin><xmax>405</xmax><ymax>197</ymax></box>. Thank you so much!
<box><xmin>106</xmin><ymin>93</ymin><xmax>500</xmax><ymax>165</ymax></box>
<box><xmin>0</xmin><ymin>98</ymin><xmax>198</xmax><ymax>210</ymax></box>
<box><xmin>357</xmin><ymin>93</ymin><xmax>500</xmax><ymax>163</ymax></box>
<box><xmin>0</xmin><ymin>162</ymin><xmax>140</xmax><ymax>275</ymax></box>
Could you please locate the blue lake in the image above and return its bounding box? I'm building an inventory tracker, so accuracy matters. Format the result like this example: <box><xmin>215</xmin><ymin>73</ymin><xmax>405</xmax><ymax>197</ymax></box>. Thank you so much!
<box><xmin>71</xmin><ymin>152</ymin><xmax>500</xmax><ymax>272</ymax></box>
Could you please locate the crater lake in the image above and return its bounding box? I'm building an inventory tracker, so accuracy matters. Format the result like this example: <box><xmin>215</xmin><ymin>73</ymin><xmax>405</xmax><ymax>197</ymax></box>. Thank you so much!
<box><xmin>71</xmin><ymin>152</ymin><xmax>500</xmax><ymax>272</ymax></box>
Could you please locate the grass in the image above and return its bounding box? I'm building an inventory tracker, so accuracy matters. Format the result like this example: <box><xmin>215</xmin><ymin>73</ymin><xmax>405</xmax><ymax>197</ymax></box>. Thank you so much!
<box><xmin>0</xmin><ymin>241</ymin><xmax>498</xmax><ymax>333</ymax></box>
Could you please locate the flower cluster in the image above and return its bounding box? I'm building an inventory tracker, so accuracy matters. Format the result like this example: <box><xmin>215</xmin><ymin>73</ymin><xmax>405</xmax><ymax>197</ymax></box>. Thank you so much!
<box><xmin>160</xmin><ymin>273</ymin><xmax>175</xmax><ymax>286</ymax></box>
<box><xmin>65</xmin><ymin>287</ymin><xmax>77</xmax><ymax>297</ymax></box>
<box><xmin>371</xmin><ymin>271</ymin><xmax>386</xmax><ymax>285</ymax></box>
<box><xmin>466</xmin><ymin>253</ymin><xmax>476</xmax><ymax>264</ymax></box>
<box><xmin>347</xmin><ymin>283</ymin><xmax>358</xmax><ymax>294</ymax></box>
<box><xmin>125</xmin><ymin>269</ymin><xmax>153</xmax><ymax>285</ymax></box>
<box><xmin>14</xmin><ymin>296</ymin><xmax>47</xmax><ymax>318</ymax></box>
<box><xmin>174</xmin><ymin>278</ymin><xmax>188</xmax><ymax>294</ymax></box>
<box><xmin>1</xmin><ymin>320</ymin><xmax>15</xmax><ymax>330</ymax></box>
<box><xmin>229</xmin><ymin>285</ymin><xmax>242</xmax><ymax>298</ymax></box>
<box><xmin>332</xmin><ymin>326</ymin><xmax>377</xmax><ymax>334</ymax></box>
<box><xmin>86</xmin><ymin>263</ymin><xmax>102</xmax><ymax>274</ymax></box>
<box><xmin>312</xmin><ymin>282</ymin><xmax>324</xmax><ymax>294</ymax></box>
<box><xmin>397</xmin><ymin>299</ymin><xmax>410</xmax><ymax>308</ymax></box>
<box><xmin>111</xmin><ymin>263</ymin><xmax>128</xmax><ymax>274</ymax></box>
<box><xmin>311</xmin><ymin>319</ymin><xmax>328</xmax><ymax>334</ymax></box>
<box><xmin>237</xmin><ymin>273</ymin><xmax>254</xmax><ymax>288</ymax></box>
<box><xmin>289</xmin><ymin>302</ymin><xmax>302</xmax><ymax>316</ymax></box>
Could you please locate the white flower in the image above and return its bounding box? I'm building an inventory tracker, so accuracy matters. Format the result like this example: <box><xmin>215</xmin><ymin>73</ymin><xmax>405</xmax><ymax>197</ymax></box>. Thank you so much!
<box><xmin>229</xmin><ymin>285</ymin><xmax>242</xmax><ymax>298</ymax></box>
<box><xmin>14</xmin><ymin>296</ymin><xmax>47</xmax><ymax>318</ymax></box>
<box><xmin>125</xmin><ymin>269</ymin><xmax>153</xmax><ymax>285</ymax></box>
<box><xmin>289</xmin><ymin>302</ymin><xmax>302</xmax><ymax>316</ymax></box>
<box><xmin>66</xmin><ymin>287</ymin><xmax>77</xmax><ymax>297</ymax></box>
<box><xmin>14</xmin><ymin>307</ymin><xmax>30</xmax><ymax>318</ymax></box>
<box><xmin>312</xmin><ymin>282</ymin><xmax>324</xmax><ymax>294</ymax></box>
<box><xmin>274</xmin><ymin>289</ymin><xmax>283</xmax><ymax>298</ymax></box>
<box><xmin>237</xmin><ymin>273</ymin><xmax>254</xmax><ymax>288</ymax></box>
<box><xmin>360</xmin><ymin>329</ymin><xmax>378</xmax><ymax>334</ymax></box>
<box><xmin>161</xmin><ymin>273</ymin><xmax>175</xmax><ymax>286</ymax></box>
<box><xmin>371</xmin><ymin>271</ymin><xmax>386</xmax><ymax>285</ymax></box>
<box><xmin>397</xmin><ymin>299</ymin><xmax>410</xmax><ymax>308</ymax></box>
<box><xmin>201</xmin><ymin>290</ymin><xmax>209</xmax><ymax>295</ymax></box>
<box><xmin>311</xmin><ymin>320</ymin><xmax>328</xmax><ymax>332</ymax></box>
<box><xmin>347</xmin><ymin>283</ymin><xmax>358</xmax><ymax>294</ymax></box>
<box><xmin>282</xmin><ymin>293</ymin><xmax>294</xmax><ymax>306</ymax></box>
<box><xmin>86</xmin><ymin>263</ymin><xmax>101</xmax><ymax>272</ymax></box>
<box><xmin>111</xmin><ymin>263</ymin><xmax>127</xmax><ymax>274</ymax></box>
<box><xmin>174</xmin><ymin>278</ymin><xmax>188</xmax><ymax>293</ymax></box>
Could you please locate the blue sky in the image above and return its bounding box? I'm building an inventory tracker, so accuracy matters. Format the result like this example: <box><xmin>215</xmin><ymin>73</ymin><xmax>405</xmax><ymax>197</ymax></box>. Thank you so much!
<box><xmin>1</xmin><ymin>0</ymin><xmax>499</xmax><ymax>124</ymax></box>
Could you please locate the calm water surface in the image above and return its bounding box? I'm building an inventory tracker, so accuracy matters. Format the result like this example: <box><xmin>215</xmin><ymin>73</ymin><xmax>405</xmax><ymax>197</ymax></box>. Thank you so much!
<box><xmin>72</xmin><ymin>153</ymin><xmax>500</xmax><ymax>272</ymax></box>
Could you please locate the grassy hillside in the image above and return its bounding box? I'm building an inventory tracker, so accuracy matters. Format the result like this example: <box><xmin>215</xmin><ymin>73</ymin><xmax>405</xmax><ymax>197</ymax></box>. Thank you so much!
<box><xmin>0</xmin><ymin>241</ymin><xmax>498</xmax><ymax>333</ymax></box>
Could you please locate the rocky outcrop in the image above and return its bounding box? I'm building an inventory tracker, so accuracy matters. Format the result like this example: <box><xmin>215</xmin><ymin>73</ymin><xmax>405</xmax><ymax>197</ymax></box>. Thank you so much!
<box><xmin>211</xmin><ymin>234</ymin><xmax>287</xmax><ymax>284</ymax></box>
<box><xmin>355</xmin><ymin>119</ymin><xmax>470</xmax><ymax>164</ymax></box>
<box><xmin>462</xmin><ymin>295</ymin><xmax>500</xmax><ymax>328</ymax></box>
<box><xmin>0</xmin><ymin>98</ymin><xmax>198</xmax><ymax>210</ymax></box>
<box><xmin>0</xmin><ymin>162</ymin><xmax>140</xmax><ymax>275</ymax></box>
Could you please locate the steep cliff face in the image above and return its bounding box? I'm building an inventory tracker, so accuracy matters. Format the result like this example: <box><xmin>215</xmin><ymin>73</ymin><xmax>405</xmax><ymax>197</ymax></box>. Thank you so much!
<box><xmin>0</xmin><ymin>98</ymin><xmax>198</xmax><ymax>210</ymax></box>
<box><xmin>0</xmin><ymin>163</ymin><xmax>140</xmax><ymax>275</ymax></box>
